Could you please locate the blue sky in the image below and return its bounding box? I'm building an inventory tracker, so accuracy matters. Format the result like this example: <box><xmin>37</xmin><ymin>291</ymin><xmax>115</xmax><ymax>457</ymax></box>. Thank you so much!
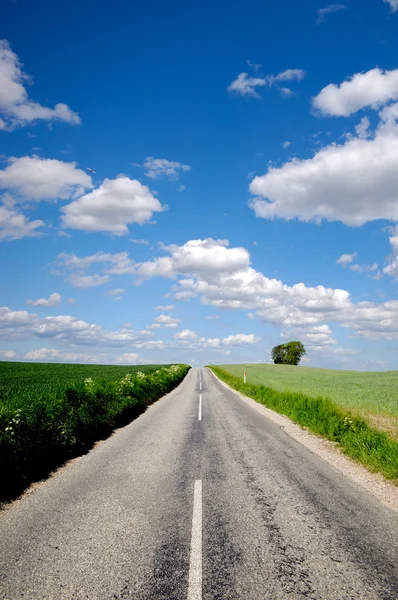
<box><xmin>1</xmin><ymin>0</ymin><xmax>398</xmax><ymax>369</ymax></box>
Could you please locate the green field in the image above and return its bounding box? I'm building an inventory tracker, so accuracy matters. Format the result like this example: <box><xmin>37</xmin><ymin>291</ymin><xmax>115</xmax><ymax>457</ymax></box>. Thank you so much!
<box><xmin>0</xmin><ymin>361</ymin><xmax>190</xmax><ymax>502</ymax></box>
<box><xmin>218</xmin><ymin>364</ymin><xmax>398</xmax><ymax>437</ymax></box>
<box><xmin>0</xmin><ymin>362</ymin><xmax>167</xmax><ymax>409</ymax></box>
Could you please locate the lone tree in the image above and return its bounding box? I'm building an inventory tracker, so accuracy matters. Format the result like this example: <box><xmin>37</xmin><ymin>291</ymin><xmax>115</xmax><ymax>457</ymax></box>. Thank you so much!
<box><xmin>271</xmin><ymin>341</ymin><xmax>306</xmax><ymax>366</ymax></box>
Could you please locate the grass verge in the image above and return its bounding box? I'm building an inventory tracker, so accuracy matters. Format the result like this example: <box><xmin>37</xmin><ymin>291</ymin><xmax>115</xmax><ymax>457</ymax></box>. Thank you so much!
<box><xmin>215</xmin><ymin>363</ymin><xmax>398</xmax><ymax>439</ymax></box>
<box><xmin>0</xmin><ymin>364</ymin><xmax>190</xmax><ymax>502</ymax></box>
<box><xmin>208</xmin><ymin>366</ymin><xmax>398</xmax><ymax>484</ymax></box>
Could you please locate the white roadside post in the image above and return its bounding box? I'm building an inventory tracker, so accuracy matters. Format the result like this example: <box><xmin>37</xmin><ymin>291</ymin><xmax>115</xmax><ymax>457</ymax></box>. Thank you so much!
<box><xmin>244</xmin><ymin>371</ymin><xmax>247</xmax><ymax>384</ymax></box>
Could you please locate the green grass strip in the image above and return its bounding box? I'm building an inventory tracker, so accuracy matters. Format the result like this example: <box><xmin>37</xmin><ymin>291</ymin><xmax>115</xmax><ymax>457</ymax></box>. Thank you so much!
<box><xmin>208</xmin><ymin>366</ymin><xmax>398</xmax><ymax>483</ymax></box>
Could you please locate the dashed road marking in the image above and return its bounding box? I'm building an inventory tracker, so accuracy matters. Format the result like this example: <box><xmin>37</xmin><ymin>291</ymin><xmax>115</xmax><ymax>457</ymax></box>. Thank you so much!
<box><xmin>187</xmin><ymin>480</ymin><xmax>202</xmax><ymax>600</ymax></box>
<box><xmin>198</xmin><ymin>394</ymin><xmax>202</xmax><ymax>421</ymax></box>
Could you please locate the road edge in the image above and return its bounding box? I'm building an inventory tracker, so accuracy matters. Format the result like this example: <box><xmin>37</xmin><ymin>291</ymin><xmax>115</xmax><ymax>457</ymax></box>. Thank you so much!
<box><xmin>206</xmin><ymin>367</ymin><xmax>398</xmax><ymax>512</ymax></box>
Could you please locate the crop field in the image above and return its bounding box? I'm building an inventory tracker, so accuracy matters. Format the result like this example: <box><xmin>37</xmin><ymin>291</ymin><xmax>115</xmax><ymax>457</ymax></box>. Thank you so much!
<box><xmin>0</xmin><ymin>361</ymin><xmax>190</xmax><ymax>502</ymax></box>
<box><xmin>0</xmin><ymin>362</ymin><xmax>167</xmax><ymax>408</ymax></box>
<box><xmin>218</xmin><ymin>363</ymin><xmax>398</xmax><ymax>438</ymax></box>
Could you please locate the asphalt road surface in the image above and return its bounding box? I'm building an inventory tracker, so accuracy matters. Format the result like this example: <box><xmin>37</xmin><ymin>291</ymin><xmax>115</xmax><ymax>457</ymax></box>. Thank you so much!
<box><xmin>1</xmin><ymin>368</ymin><xmax>398</xmax><ymax>600</ymax></box>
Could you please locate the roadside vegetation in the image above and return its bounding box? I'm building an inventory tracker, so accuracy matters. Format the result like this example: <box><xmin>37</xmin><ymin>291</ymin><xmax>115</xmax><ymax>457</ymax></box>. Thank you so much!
<box><xmin>217</xmin><ymin>363</ymin><xmax>398</xmax><ymax>437</ymax></box>
<box><xmin>0</xmin><ymin>362</ymin><xmax>190</xmax><ymax>502</ymax></box>
<box><xmin>209</xmin><ymin>364</ymin><xmax>398</xmax><ymax>483</ymax></box>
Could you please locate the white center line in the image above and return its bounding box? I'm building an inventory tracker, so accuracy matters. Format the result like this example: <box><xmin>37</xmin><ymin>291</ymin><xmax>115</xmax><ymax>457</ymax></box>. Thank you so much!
<box><xmin>199</xmin><ymin>381</ymin><xmax>202</xmax><ymax>391</ymax></box>
<box><xmin>187</xmin><ymin>480</ymin><xmax>202</xmax><ymax>600</ymax></box>
<box><xmin>198</xmin><ymin>394</ymin><xmax>202</xmax><ymax>421</ymax></box>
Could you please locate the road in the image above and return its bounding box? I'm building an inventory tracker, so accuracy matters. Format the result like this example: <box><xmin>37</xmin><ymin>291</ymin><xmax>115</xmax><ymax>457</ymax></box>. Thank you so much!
<box><xmin>1</xmin><ymin>368</ymin><xmax>397</xmax><ymax>600</ymax></box>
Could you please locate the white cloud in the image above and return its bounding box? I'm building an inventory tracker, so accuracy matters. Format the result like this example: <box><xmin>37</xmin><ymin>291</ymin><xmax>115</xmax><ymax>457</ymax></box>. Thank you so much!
<box><xmin>0</xmin><ymin>40</ymin><xmax>80</xmax><ymax>130</ymax></box>
<box><xmin>206</xmin><ymin>315</ymin><xmax>220</xmax><ymax>320</ymax></box>
<box><xmin>337</xmin><ymin>252</ymin><xmax>357</xmax><ymax>266</ymax></box>
<box><xmin>58</xmin><ymin>251</ymin><xmax>115</xmax><ymax>271</ymax></box>
<box><xmin>0</xmin><ymin>201</ymin><xmax>44</xmax><ymax>240</ymax></box>
<box><xmin>383</xmin><ymin>230</ymin><xmax>398</xmax><ymax>278</ymax></box>
<box><xmin>114</xmin><ymin>353</ymin><xmax>140</xmax><ymax>364</ymax></box>
<box><xmin>49</xmin><ymin>237</ymin><xmax>398</xmax><ymax>344</ymax></box>
<box><xmin>227</xmin><ymin>73</ymin><xmax>268</xmax><ymax>98</ymax></box>
<box><xmin>23</xmin><ymin>348</ymin><xmax>110</xmax><ymax>363</ymax></box>
<box><xmin>201</xmin><ymin>338</ymin><xmax>220</xmax><ymax>348</ymax></box>
<box><xmin>350</xmin><ymin>263</ymin><xmax>379</xmax><ymax>274</ymax></box>
<box><xmin>383</xmin><ymin>0</ymin><xmax>398</xmax><ymax>12</ymax></box>
<box><xmin>107</xmin><ymin>288</ymin><xmax>124</xmax><ymax>297</ymax></box>
<box><xmin>337</xmin><ymin>252</ymin><xmax>381</xmax><ymax>277</ymax></box>
<box><xmin>1</xmin><ymin>346</ymin><xmax>165</xmax><ymax>364</ymax></box>
<box><xmin>272</xmin><ymin>69</ymin><xmax>306</xmax><ymax>83</ymax></box>
<box><xmin>174</xmin><ymin>329</ymin><xmax>197</xmax><ymax>341</ymax></box>
<box><xmin>0</xmin><ymin>350</ymin><xmax>17</xmax><ymax>359</ymax></box>
<box><xmin>147</xmin><ymin>313</ymin><xmax>180</xmax><ymax>329</ymax></box>
<box><xmin>174</xmin><ymin>290</ymin><xmax>197</xmax><ymax>301</ymax></box>
<box><xmin>155</xmin><ymin>304</ymin><xmax>175</xmax><ymax>311</ymax></box>
<box><xmin>69</xmin><ymin>273</ymin><xmax>111</xmax><ymax>288</ymax></box>
<box><xmin>355</xmin><ymin>116</ymin><xmax>371</xmax><ymax>139</ymax></box>
<box><xmin>222</xmin><ymin>333</ymin><xmax>260</xmax><ymax>345</ymax></box>
<box><xmin>331</xmin><ymin>347</ymin><xmax>361</xmax><ymax>356</ymax></box>
<box><xmin>317</xmin><ymin>4</ymin><xmax>347</xmax><ymax>24</ymax></box>
<box><xmin>282</xmin><ymin>141</ymin><xmax>291</xmax><ymax>149</ymax></box>
<box><xmin>142</xmin><ymin>157</ymin><xmax>192</xmax><ymax>181</ymax></box>
<box><xmin>279</xmin><ymin>88</ymin><xmax>295</xmax><ymax>98</ymax></box>
<box><xmin>379</xmin><ymin>102</ymin><xmax>398</xmax><ymax>127</ymax></box>
<box><xmin>312</xmin><ymin>68</ymin><xmax>398</xmax><ymax>117</ymax></box>
<box><xmin>0</xmin><ymin>306</ymin><xmax>154</xmax><ymax>347</ymax></box>
<box><xmin>130</xmin><ymin>238</ymin><xmax>149</xmax><ymax>245</ymax></box>
<box><xmin>130</xmin><ymin>238</ymin><xmax>398</xmax><ymax>340</ymax></box>
<box><xmin>26</xmin><ymin>292</ymin><xmax>61</xmax><ymax>307</ymax></box>
<box><xmin>0</xmin><ymin>306</ymin><xmax>35</xmax><ymax>330</ymax></box>
<box><xmin>0</xmin><ymin>156</ymin><xmax>92</xmax><ymax>201</ymax></box>
<box><xmin>282</xmin><ymin>324</ymin><xmax>337</xmax><ymax>349</ymax></box>
<box><xmin>339</xmin><ymin>301</ymin><xmax>398</xmax><ymax>340</ymax></box>
<box><xmin>62</xmin><ymin>177</ymin><xmax>165</xmax><ymax>235</ymax></box>
<box><xmin>247</xmin><ymin>60</ymin><xmax>262</xmax><ymax>72</ymax></box>
<box><xmin>58</xmin><ymin>250</ymin><xmax>135</xmax><ymax>275</ymax></box>
<box><xmin>250</xmin><ymin>118</ymin><xmax>398</xmax><ymax>226</ymax></box>
<box><xmin>67</xmin><ymin>298</ymin><xmax>75</xmax><ymax>304</ymax></box>
<box><xmin>136</xmin><ymin>238</ymin><xmax>250</xmax><ymax>280</ymax></box>
<box><xmin>56</xmin><ymin>250</ymin><xmax>136</xmax><ymax>287</ymax></box>
<box><xmin>196</xmin><ymin>333</ymin><xmax>260</xmax><ymax>349</ymax></box>
<box><xmin>228</xmin><ymin>69</ymin><xmax>306</xmax><ymax>99</ymax></box>
<box><xmin>23</xmin><ymin>348</ymin><xmax>76</xmax><ymax>362</ymax></box>
<box><xmin>132</xmin><ymin>340</ymin><xmax>165</xmax><ymax>350</ymax></box>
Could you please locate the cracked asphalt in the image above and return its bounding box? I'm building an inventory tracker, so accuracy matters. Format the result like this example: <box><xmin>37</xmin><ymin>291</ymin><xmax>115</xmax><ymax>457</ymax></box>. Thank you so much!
<box><xmin>1</xmin><ymin>367</ymin><xmax>397</xmax><ymax>599</ymax></box>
